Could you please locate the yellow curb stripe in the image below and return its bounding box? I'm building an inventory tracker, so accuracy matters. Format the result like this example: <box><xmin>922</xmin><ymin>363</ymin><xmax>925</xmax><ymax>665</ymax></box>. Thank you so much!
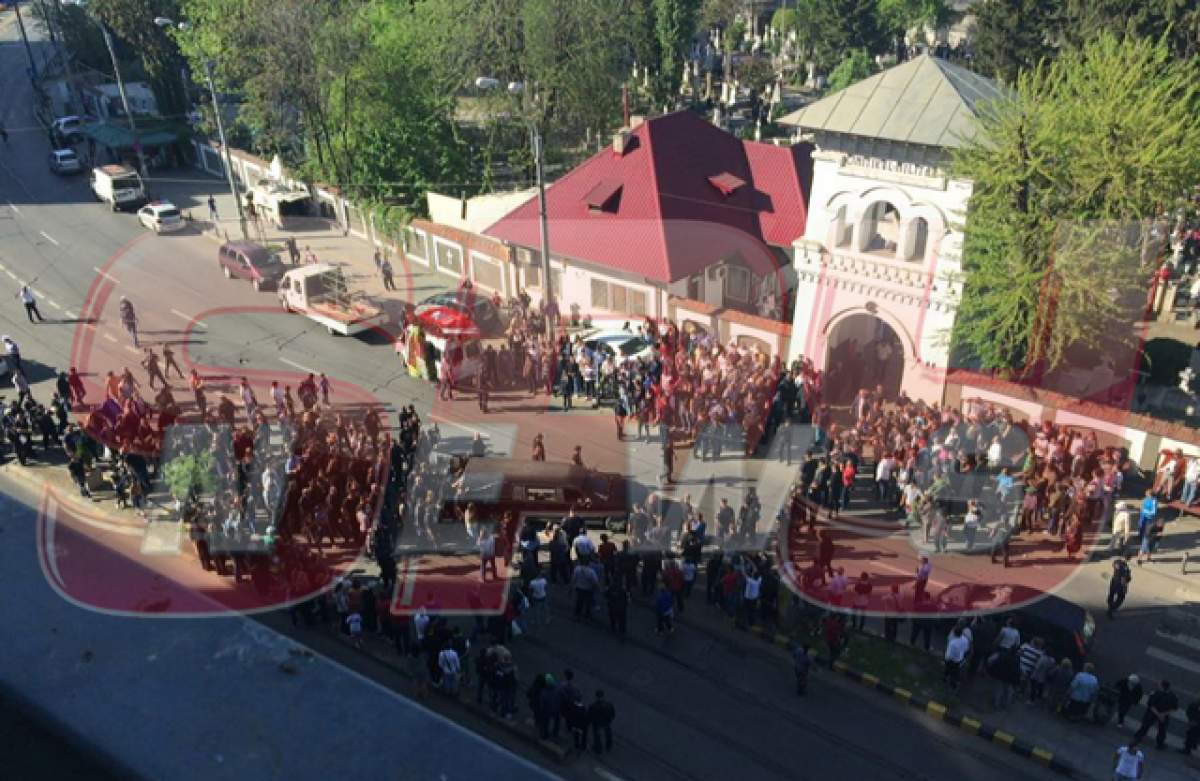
<box><xmin>860</xmin><ymin>673</ymin><xmax>879</xmax><ymax>686</ymax></box>
<box><xmin>960</xmin><ymin>717</ymin><xmax>982</xmax><ymax>734</ymax></box>
<box><xmin>993</xmin><ymin>731</ymin><xmax>1015</xmax><ymax>746</ymax></box>
<box><xmin>892</xmin><ymin>687</ymin><xmax>912</xmax><ymax>702</ymax></box>
<box><xmin>926</xmin><ymin>702</ymin><xmax>947</xmax><ymax>718</ymax></box>
<box><xmin>1031</xmin><ymin>747</ymin><xmax>1053</xmax><ymax>764</ymax></box>
<box><xmin>773</xmin><ymin>634</ymin><xmax>790</xmax><ymax>647</ymax></box>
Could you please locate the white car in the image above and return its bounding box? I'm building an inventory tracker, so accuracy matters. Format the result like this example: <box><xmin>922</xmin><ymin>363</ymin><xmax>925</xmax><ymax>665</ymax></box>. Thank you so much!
<box><xmin>49</xmin><ymin>148</ymin><xmax>82</xmax><ymax>175</ymax></box>
<box><xmin>51</xmin><ymin>115</ymin><xmax>83</xmax><ymax>142</ymax></box>
<box><xmin>578</xmin><ymin>328</ymin><xmax>656</xmax><ymax>364</ymax></box>
<box><xmin>137</xmin><ymin>201</ymin><xmax>187</xmax><ymax>233</ymax></box>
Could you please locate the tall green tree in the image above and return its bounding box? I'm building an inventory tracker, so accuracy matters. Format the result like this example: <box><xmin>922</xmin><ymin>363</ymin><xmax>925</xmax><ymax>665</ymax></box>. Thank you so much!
<box><xmin>1063</xmin><ymin>0</ymin><xmax>1200</xmax><ymax>59</ymax></box>
<box><xmin>952</xmin><ymin>34</ymin><xmax>1200</xmax><ymax>374</ymax></box>
<box><xmin>876</xmin><ymin>0</ymin><xmax>955</xmax><ymax>61</ymax></box>
<box><xmin>969</xmin><ymin>0</ymin><xmax>1062</xmax><ymax>84</ymax></box>
<box><xmin>826</xmin><ymin>48</ymin><xmax>877</xmax><ymax>92</ymax></box>
<box><xmin>653</xmin><ymin>0</ymin><xmax>701</xmax><ymax>102</ymax></box>
<box><xmin>807</xmin><ymin>0</ymin><xmax>888</xmax><ymax>71</ymax></box>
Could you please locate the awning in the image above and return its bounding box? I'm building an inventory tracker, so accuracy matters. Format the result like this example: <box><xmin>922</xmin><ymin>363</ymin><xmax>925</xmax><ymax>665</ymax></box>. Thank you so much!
<box><xmin>83</xmin><ymin>122</ymin><xmax>186</xmax><ymax>150</ymax></box>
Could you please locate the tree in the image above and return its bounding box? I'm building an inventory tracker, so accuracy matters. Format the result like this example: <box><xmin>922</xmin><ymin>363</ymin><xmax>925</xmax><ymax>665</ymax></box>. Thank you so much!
<box><xmin>701</xmin><ymin>0</ymin><xmax>743</xmax><ymax>82</ymax></box>
<box><xmin>825</xmin><ymin>48</ymin><xmax>876</xmax><ymax>92</ymax></box>
<box><xmin>952</xmin><ymin>34</ymin><xmax>1200</xmax><ymax>374</ymax></box>
<box><xmin>807</xmin><ymin>0</ymin><xmax>889</xmax><ymax>71</ymax></box>
<box><xmin>653</xmin><ymin>0</ymin><xmax>701</xmax><ymax>101</ymax></box>
<box><xmin>1062</xmin><ymin>0</ymin><xmax>1200</xmax><ymax>60</ymax></box>
<box><xmin>969</xmin><ymin>0</ymin><xmax>1062</xmax><ymax>84</ymax></box>
<box><xmin>163</xmin><ymin>450</ymin><xmax>216</xmax><ymax>504</ymax></box>
<box><xmin>876</xmin><ymin>0</ymin><xmax>956</xmax><ymax>61</ymax></box>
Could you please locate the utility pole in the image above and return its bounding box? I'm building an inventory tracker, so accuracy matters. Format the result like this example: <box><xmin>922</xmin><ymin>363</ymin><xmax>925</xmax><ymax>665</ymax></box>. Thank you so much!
<box><xmin>98</xmin><ymin>21</ymin><xmax>147</xmax><ymax>178</ymax></box>
<box><xmin>204</xmin><ymin>60</ymin><xmax>248</xmax><ymax>239</ymax></box>
<box><xmin>13</xmin><ymin>0</ymin><xmax>38</xmax><ymax>83</ymax></box>
<box><xmin>531</xmin><ymin>125</ymin><xmax>554</xmax><ymax>337</ymax></box>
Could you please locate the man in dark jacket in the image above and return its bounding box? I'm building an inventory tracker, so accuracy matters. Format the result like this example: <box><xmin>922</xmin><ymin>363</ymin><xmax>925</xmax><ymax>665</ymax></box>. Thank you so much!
<box><xmin>564</xmin><ymin>691</ymin><xmax>590</xmax><ymax>752</ymax></box>
<box><xmin>1115</xmin><ymin>674</ymin><xmax>1144</xmax><ymax>728</ymax></box>
<box><xmin>606</xmin><ymin>579</ymin><xmax>629</xmax><ymax>639</ymax></box>
<box><xmin>589</xmin><ymin>690</ymin><xmax>616</xmax><ymax>753</ymax></box>
<box><xmin>1134</xmin><ymin>679</ymin><xmax>1179</xmax><ymax>748</ymax></box>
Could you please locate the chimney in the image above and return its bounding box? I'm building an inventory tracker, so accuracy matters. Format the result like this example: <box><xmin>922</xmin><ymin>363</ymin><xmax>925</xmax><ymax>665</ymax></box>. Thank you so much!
<box><xmin>612</xmin><ymin>129</ymin><xmax>633</xmax><ymax>155</ymax></box>
<box><xmin>628</xmin><ymin>114</ymin><xmax>645</xmax><ymax>129</ymax></box>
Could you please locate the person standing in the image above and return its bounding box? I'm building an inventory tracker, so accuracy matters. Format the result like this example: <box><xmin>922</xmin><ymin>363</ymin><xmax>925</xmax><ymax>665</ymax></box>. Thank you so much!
<box><xmin>943</xmin><ymin>625</ymin><xmax>970</xmax><ymax>690</ymax></box>
<box><xmin>286</xmin><ymin>236</ymin><xmax>300</xmax><ymax>264</ymax></box>
<box><xmin>1112</xmin><ymin>741</ymin><xmax>1145</xmax><ymax>781</ymax></box>
<box><xmin>1133</xmin><ymin>680</ymin><xmax>1178</xmax><ymax>749</ymax></box>
<box><xmin>3</xmin><ymin>335</ymin><xmax>22</xmax><ymax>373</ymax></box>
<box><xmin>532</xmin><ymin>433</ymin><xmax>546</xmax><ymax>461</ymax></box>
<box><xmin>207</xmin><ymin>194</ymin><xmax>218</xmax><ymax>223</ymax></box>
<box><xmin>18</xmin><ymin>285</ymin><xmax>43</xmax><ymax>323</ymax></box>
<box><xmin>1115</xmin><ymin>674</ymin><xmax>1144</xmax><ymax>728</ymax></box>
<box><xmin>914</xmin><ymin>555</ymin><xmax>931</xmax><ymax>604</ymax></box>
<box><xmin>318</xmin><ymin>373</ymin><xmax>332</xmax><ymax>405</ymax></box>
<box><xmin>654</xmin><ymin>585</ymin><xmax>675</xmax><ymax>635</ymax></box>
<box><xmin>563</xmin><ymin>691</ymin><xmax>590</xmax><ymax>753</ymax></box>
<box><xmin>161</xmin><ymin>343</ymin><xmax>184</xmax><ymax>380</ymax></box>
<box><xmin>570</xmin><ymin>559</ymin><xmax>599</xmax><ymax>620</ymax></box>
<box><xmin>1183</xmin><ymin>697</ymin><xmax>1200</xmax><ymax>756</ymax></box>
<box><xmin>588</xmin><ymin>690</ymin><xmax>615</xmax><ymax>754</ymax></box>
<box><xmin>437</xmin><ymin>644</ymin><xmax>461</xmax><ymax>696</ymax></box>
<box><xmin>1107</xmin><ymin>557</ymin><xmax>1133</xmax><ymax>619</ymax></box>
<box><xmin>792</xmin><ymin>643</ymin><xmax>812</xmax><ymax>695</ymax></box>
<box><xmin>381</xmin><ymin>257</ymin><xmax>396</xmax><ymax>291</ymax></box>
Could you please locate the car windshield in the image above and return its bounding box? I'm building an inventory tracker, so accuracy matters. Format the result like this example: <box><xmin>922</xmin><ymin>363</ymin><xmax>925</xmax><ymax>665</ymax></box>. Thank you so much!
<box><xmin>58</xmin><ymin>151</ymin><xmax>77</xmax><ymax>161</ymax></box>
<box><xmin>159</xmin><ymin>209</ymin><xmax>181</xmax><ymax>219</ymax></box>
<box><xmin>617</xmin><ymin>337</ymin><xmax>649</xmax><ymax>356</ymax></box>
<box><xmin>584</xmin><ymin>474</ymin><xmax>611</xmax><ymax>498</ymax></box>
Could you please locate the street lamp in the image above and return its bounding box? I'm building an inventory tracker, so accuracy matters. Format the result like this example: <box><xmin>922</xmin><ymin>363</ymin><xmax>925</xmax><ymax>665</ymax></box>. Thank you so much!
<box><xmin>61</xmin><ymin>0</ymin><xmax>147</xmax><ymax>178</ymax></box>
<box><xmin>154</xmin><ymin>17</ymin><xmax>247</xmax><ymax>240</ymax></box>
<box><xmin>476</xmin><ymin>76</ymin><xmax>555</xmax><ymax>337</ymax></box>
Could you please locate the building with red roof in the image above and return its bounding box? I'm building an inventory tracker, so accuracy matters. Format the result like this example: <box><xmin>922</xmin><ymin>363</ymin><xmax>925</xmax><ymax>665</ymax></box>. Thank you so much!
<box><xmin>483</xmin><ymin>110</ymin><xmax>813</xmax><ymax>322</ymax></box>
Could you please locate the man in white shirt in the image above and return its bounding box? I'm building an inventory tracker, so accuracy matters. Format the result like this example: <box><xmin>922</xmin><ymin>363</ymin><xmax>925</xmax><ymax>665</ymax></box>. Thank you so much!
<box><xmin>1113</xmin><ymin>740</ymin><xmax>1144</xmax><ymax>780</ymax></box>
<box><xmin>527</xmin><ymin>571</ymin><xmax>549</xmax><ymax>627</ymax></box>
<box><xmin>996</xmin><ymin>617</ymin><xmax>1021</xmax><ymax>651</ymax></box>
<box><xmin>943</xmin><ymin>626</ymin><xmax>971</xmax><ymax>689</ymax></box>
<box><xmin>875</xmin><ymin>455</ymin><xmax>895</xmax><ymax>503</ymax></box>
<box><xmin>739</xmin><ymin>570</ymin><xmax>762</xmax><ymax>629</ymax></box>
<box><xmin>18</xmin><ymin>285</ymin><xmax>43</xmax><ymax>323</ymax></box>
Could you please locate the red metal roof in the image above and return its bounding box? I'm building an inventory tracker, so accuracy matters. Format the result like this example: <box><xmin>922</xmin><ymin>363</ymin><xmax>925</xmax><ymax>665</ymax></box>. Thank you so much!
<box><xmin>484</xmin><ymin>111</ymin><xmax>813</xmax><ymax>284</ymax></box>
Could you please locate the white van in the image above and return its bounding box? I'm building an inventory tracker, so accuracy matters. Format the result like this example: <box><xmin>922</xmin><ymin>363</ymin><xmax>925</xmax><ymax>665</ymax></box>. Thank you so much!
<box><xmin>90</xmin><ymin>164</ymin><xmax>146</xmax><ymax>211</ymax></box>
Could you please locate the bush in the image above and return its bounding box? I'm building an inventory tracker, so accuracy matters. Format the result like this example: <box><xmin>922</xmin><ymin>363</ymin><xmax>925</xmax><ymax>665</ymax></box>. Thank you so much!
<box><xmin>162</xmin><ymin>451</ymin><xmax>217</xmax><ymax>503</ymax></box>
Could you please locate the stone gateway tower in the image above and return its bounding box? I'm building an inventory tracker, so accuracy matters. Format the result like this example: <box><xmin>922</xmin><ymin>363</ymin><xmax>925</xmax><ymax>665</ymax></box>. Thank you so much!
<box><xmin>780</xmin><ymin>55</ymin><xmax>1005</xmax><ymax>404</ymax></box>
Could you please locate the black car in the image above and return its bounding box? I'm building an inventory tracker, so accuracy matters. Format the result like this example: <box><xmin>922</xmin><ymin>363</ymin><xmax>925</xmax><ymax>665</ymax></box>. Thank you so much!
<box><xmin>934</xmin><ymin>583</ymin><xmax>1096</xmax><ymax>666</ymax></box>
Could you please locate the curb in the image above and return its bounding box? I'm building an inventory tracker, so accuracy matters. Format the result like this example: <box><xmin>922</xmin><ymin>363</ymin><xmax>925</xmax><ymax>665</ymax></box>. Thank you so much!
<box><xmin>744</xmin><ymin>625</ymin><xmax>1077</xmax><ymax>777</ymax></box>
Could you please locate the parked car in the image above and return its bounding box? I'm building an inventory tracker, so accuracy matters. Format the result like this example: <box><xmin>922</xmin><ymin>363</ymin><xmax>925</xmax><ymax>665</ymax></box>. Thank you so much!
<box><xmin>51</xmin><ymin>115</ymin><xmax>84</xmax><ymax>144</ymax></box>
<box><xmin>48</xmin><ymin>148</ymin><xmax>82</xmax><ymax>175</ymax></box>
<box><xmin>414</xmin><ymin>291</ymin><xmax>505</xmax><ymax>337</ymax></box>
<box><xmin>137</xmin><ymin>200</ymin><xmax>186</xmax><ymax>233</ymax></box>
<box><xmin>440</xmin><ymin>457</ymin><xmax>629</xmax><ymax>532</ymax></box>
<box><xmin>395</xmin><ymin>326</ymin><xmax>483</xmax><ymax>385</ymax></box>
<box><xmin>577</xmin><ymin>328</ymin><xmax>656</xmax><ymax>363</ymax></box>
<box><xmin>277</xmin><ymin>264</ymin><xmax>386</xmax><ymax>336</ymax></box>
<box><xmin>217</xmin><ymin>240</ymin><xmax>286</xmax><ymax>291</ymax></box>
<box><xmin>934</xmin><ymin>583</ymin><xmax>1096</xmax><ymax>666</ymax></box>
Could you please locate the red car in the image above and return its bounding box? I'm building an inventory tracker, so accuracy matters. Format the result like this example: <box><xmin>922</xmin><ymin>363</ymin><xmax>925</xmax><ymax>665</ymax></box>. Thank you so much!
<box><xmin>414</xmin><ymin>291</ymin><xmax>505</xmax><ymax>337</ymax></box>
<box><xmin>217</xmin><ymin>240</ymin><xmax>286</xmax><ymax>291</ymax></box>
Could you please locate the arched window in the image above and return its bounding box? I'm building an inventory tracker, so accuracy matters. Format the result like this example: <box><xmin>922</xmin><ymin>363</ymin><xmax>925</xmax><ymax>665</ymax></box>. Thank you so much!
<box><xmin>860</xmin><ymin>201</ymin><xmax>900</xmax><ymax>256</ymax></box>
<box><xmin>904</xmin><ymin>217</ymin><xmax>929</xmax><ymax>261</ymax></box>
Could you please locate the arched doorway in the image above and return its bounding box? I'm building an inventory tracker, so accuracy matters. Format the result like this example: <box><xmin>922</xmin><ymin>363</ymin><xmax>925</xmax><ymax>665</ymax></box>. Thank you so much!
<box><xmin>825</xmin><ymin>313</ymin><xmax>905</xmax><ymax>404</ymax></box>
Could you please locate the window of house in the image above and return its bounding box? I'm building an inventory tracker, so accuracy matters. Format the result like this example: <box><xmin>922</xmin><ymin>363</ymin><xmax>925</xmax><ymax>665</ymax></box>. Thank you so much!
<box><xmin>523</xmin><ymin>262</ymin><xmax>541</xmax><ymax>288</ymax></box>
<box><xmin>591</xmin><ymin>278</ymin><xmax>609</xmax><ymax>309</ymax></box>
<box><xmin>629</xmin><ymin>289</ymin><xmax>647</xmax><ymax>315</ymax></box>
<box><xmin>612</xmin><ymin>284</ymin><xmax>627</xmax><ymax>312</ymax></box>
<box><xmin>725</xmin><ymin>266</ymin><xmax>750</xmax><ymax>301</ymax></box>
<box><xmin>471</xmin><ymin>253</ymin><xmax>503</xmax><ymax>291</ymax></box>
<box><xmin>907</xmin><ymin>217</ymin><xmax>929</xmax><ymax>261</ymax></box>
<box><xmin>404</xmin><ymin>227</ymin><xmax>427</xmax><ymax>260</ymax></box>
<box><xmin>434</xmin><ymin>240</ymin><xmax>463</xmax><ymax>274</ymax></box>
<box><xmin>834</xmin><ymin>204</ymin><xmax>852</xmax><ymax>247</ymax></box>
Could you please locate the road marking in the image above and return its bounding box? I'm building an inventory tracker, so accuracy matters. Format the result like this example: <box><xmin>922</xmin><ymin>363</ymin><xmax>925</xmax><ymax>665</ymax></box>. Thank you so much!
<box><xmin>594</xmin><ymin>768</ymin><xmax>627</xmax><ymax>781</ymax></box>
<box><xmin>280</xmin><ymin>357</ymin><xmax>318</xmax><ymax>375</ymax></box>
<box><xmin>92</xmin><ymin>266</ymin><xmax>120</xmax><ymax>285</ymax></box>
<box><xmin>171</xmin><ymin>308</ymin><xmax>205</xmax><ymax>329</ymax></box>
<box><xmin>1146</xmin><ymin>645</ymin><xmax>1200</xmax><ymax>675</ymax></box>
<box><xmin>1155</xmin><ymin>628</ymin><xmax>1200</xmax><ymax>652</ymax></box>
<box><xmin>3</xmin><ymin>270</ymin><xmax>15</xmax><ymax>281</ymax></box>
<box><xmin>39</xmin><ymin>231</ymin><xmax>59</xmax><ymax>246</ymax></box>
<box><xmin>6</xmin><ymin>202</ymin><xmax>19</xmax><ymax>215</ymax></box>
<box><xmin>873</xmin><ymin>561</ymin><xmax>950</xmax><ymax>589</ymax></box>
<box><xmin>64</xmin><ymin>311</ymin><xmax>77</xmax><ymax>319</ymax></box>
<box><xmin>46</xmin><ymin>299</ymin><xmax>61</xmax><ymax>310</ymax></box>
<box><xmin>0</xmin><ymin>263</ymin><xmax>5</xmax><ymax>271</ymax></box>
<box><xmin>102</xmin><ymin>332</ymin><xmax>118</xmax><ymax>343</ymax></box>
<box><xmin>124</xmin><ymin>345</ymin><xmax>140</xmax><ymax>355</ymax></box>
